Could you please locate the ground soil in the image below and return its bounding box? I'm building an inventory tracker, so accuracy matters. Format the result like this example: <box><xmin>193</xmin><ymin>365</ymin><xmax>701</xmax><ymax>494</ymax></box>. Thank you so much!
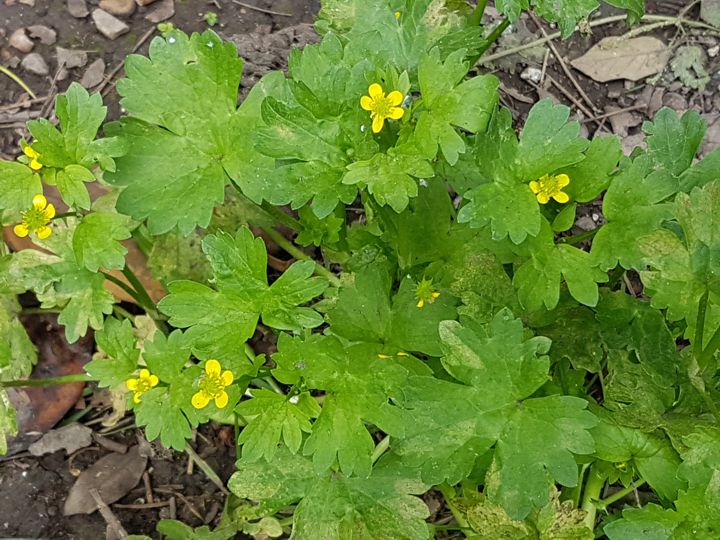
<box><xmin>0</xmin><ymin>0</ymin><xmax>717</xmax><ymax>538</ymax></box>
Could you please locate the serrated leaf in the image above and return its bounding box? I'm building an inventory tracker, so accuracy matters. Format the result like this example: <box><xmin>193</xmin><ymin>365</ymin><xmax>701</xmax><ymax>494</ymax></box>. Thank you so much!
<box><xmin>0</xmin><ymin>162</ymin><xmax>42</xmax><ymax>217</ymax></box>
<box><xmin>229</xmin><ymin>449</ymin><xmax>431</xmax><ymax>540</ymax></box>
<box><xmin>591</xmin><ymin>154</ymin><xmax>677</xmax><ymax>270</ymax></box>
<box><xmin>85</xmin><ymin>317</ymin><xmax>139</xmax><ymax>388</ymax></box>
<box><xmin>394</xmin><ymin>311</ymin><xmax>597</xmax><ymax>518</ymax></box>
<box><xmin>644</xmin><ymin>108</ymin><xmax>706</xmax><ymax>177</ymax></box>
<box><xmin>158</xmin><ymin>227</ymin><xmax>327</xmax><ymax>359</ymax></box>
<box><xmin>73</xmin><ymin>211</ymin><xmax>132</xmax><ymax>271</ymax></box>
<box><xmin>55</xmin><ymin>164</ymin><xmax>95</xmax><ymax>210</ymax></box>
<box><xmin>296</xmin><ymin>205</ymin><xmax>343</xmax><ymax>247</ymax></box>
<box><xmin>562</xmin><ymin>135</ymin><xmax>622</xmax><ymax>202</ymax></box>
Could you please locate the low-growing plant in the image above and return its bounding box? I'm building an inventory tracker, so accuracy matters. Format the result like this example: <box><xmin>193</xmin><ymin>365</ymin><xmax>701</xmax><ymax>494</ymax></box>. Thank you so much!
<box><xmin>5</xmin><ymin>0</ymin><xmax>720</xmax><ymax>538</ymax></box>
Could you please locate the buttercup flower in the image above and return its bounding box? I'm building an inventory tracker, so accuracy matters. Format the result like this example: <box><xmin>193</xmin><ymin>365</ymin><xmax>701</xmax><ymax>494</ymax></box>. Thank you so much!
<box><xmin>191</xmin><ymin>359</ymin><xmax>234</xmax><ymax>409</ymax></box>
<box><xmin>360</xmin><ymin>83</ymin><xmax>405</xmax><ymax>133</ymax></box>
<box><xmin>415</xmin><ymin>278</ymin><xmax>440</xmax><ymax>309</ymax></box>
<box><xmin>126</xmin><ymin>369</ymin><xmax>159</xmax><ymax>404</ymax></box>
<box><xmin>13</xmin><ymin>194</ymin><xmax>55</xmax><ymax>239</ymax></box>
<box><xmin>529</xmin><ymin>173</ymin><xmax>570</xmax><ymax>204</ymax></box>
<box><xmin>22</xmin><ymin>142</ymin><xmax>42</xmax><ymax>171</ymax></box>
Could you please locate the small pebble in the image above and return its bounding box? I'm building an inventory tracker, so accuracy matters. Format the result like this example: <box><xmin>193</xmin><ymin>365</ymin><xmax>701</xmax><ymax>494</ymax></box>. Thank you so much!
<box><xmin>99</xmin><ymin>0</ymin><xmax>135</xmax><ymax>16</ymax></box>
<box><xmin>21</xmin><ymin>52</ymin><xmax>49</xmax><ymax>75</ymax></box>
<box><xmin>520</xmin><ymin>66</ymin><xmax>542</xmax><ymax>84</ymax></box>
<box><xmin>9</xmin><ymin>28</ymin><xmax>34</xmax><ymax>53</ymax></box>
<box><xmin>709</xmin><ymin>45</ymin><xmax>719</xmax><ymax>58</ymax></box>
<box><xmin>67</xmin><ymin>0</ymin><xmax>89</xmax><ymax>18</ymax></box>
<box><xmin>92</xmin><ymin>8</ymin><xmax>130</xmax><ymax>40</ymax></box>
<box><xmin>80</xmin><ymin>58</ymin><xmax>106</xmax><ymax>88</ymax></box>
<box><xmin>135</xmin><ymin>0</ymin><xmax>158</xmax><ymax>5</ymax></box>
<box><xmin>28</xmin><ymin>25</ymin><xmax>57</xmax><ymax>45</ymax></box>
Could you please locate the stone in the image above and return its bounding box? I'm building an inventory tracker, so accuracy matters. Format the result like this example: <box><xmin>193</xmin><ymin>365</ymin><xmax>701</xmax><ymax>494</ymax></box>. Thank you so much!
<box><xmin>92</xmin><ymin>8</ymin><xmax>130</xmax><ymax>40</ymax></box>
<box><xmin>520</xmin><ymin>66</ymin><xmax>542</xmax><ymax>84</ymax></box>
<box><xmin>9</xmin><ymin>28</ymin><xmax>33</xmax><ymax>53</ymax></box>
<box><xmin>145</xmin><ymin>0</ymin><xmax>174</xmax><ymax>23</ymax></box>
<box><xmin>56</xmin><ymin>46</ymin><xmax>88</xmax><ymax>69</ymax></box>
<box><xmin>135</xmin><ymin>0</ymin><xmax>157</xmax><ymax>5</ymax></box>
<box><xmin>662</xmin><ymin>91</ymin><xmax>688</xmax><ymax>112</ymax></box>
<box><xmin>19</xmin><ymin>0</ymin><xmax>34</xmax><ymax>5</ymax></box>
<box><xmin>80</xmin><ymin>58</ymin><xmax>106</xmax><ymax>88</ymax></box>
<box><xmin>21</xmin><ymin>52</ymin><xmax>49</xmax><ymax>75</ymax></box>
<box><xmin>99</xmin><ymin>0</ymin><xmax>136</xmax><ymax>16</ymax></box>
<box><xmin>67</xmin><ymin>0</ymin><xmax>89</xmax><ymax>18</ymax></box>
<box><xmin>27</xmin><ymin>25</ymin><xmax>57</xmax><ymax>45</ymax></box>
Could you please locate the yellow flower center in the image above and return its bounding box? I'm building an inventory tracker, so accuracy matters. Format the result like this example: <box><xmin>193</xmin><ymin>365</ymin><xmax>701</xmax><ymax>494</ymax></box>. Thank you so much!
<box><xmin>415</xmin><ymin>278</ymin><xmax>440</xmax><ymax>309</ymax></box>
<box><xmin>360</xmin><ymin>83</ymin><xmax>405</xmax><ymax>133</ymax></box>
<box><xmin>134</xmin><ymin>376</ymin><xmax>155</xmax><ymax>394</ymax></box>
<box><xmin>22</xmin><ymin>207</ymin><xmax>50</xmax><ymax>232</ymax></box>
<box><xmin>199</xmin><ymin>371</ymin><xmax>227</xmax><ymax>399</ymax></box>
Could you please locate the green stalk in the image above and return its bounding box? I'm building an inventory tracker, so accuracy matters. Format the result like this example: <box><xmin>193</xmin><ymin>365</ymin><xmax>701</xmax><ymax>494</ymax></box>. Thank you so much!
<box><xmin>0</xmin><ymin>65</ymin><xmax>37</xmax><ymax>98</ymax></box>
<box><xmin>1</xmin><ymin>373</ymin><xmax>92</xmax><ymax>387</ymax></box>
<box><xmin>438</xmin><ymin>483</ymin><xmax>478</xmax><ymax>539</ymax></box>
<box><xmin>21</xmin><ymin>307</ymin><xmax>61</xmax><ymax>315</ymax></box>
<box><xmin>121</xmin><ymin>266</ymin><xmax>157</xmax><ymax>313</ymax></box>
<box><xmin>371</xmin><ymin>436</ymin><xmax>390</xmax><ymax>464</ymax></box>
<box><xmin>558</xmin><ymin>228</ymin><xmax>599</xmax><ymax>245</ymax></box>
<box><xmin>469</xmin><ymin>0</ymin><xmax>487</xmax><ymax>26</ymax></box>
<box><xmin>694</xmin><ymin>290</ymin><xmax>710</xmax><ymax>357</ymax></box>
<box><xmin>595</xmin><ymin>480</ymin><xmax>647</xmax><ymax>511</ymax></box>
<box><xmin>260</xmin><ymin>201</ymin><xmax>302</xmax><ymax>232</ymax></box>
<box><xmin>581</xmin><ymin>466</ymin><xmax>606</xmax><ymax>531</ymax></box>
<box><xmin>101</xmin><ymin>271</ymin><xmax>145</xmax><ymax>305</ymax></box>
<box><xmin>473</xmin><ymin>18</ymin><xmax>511</xmax><ymax>60</ymax></box>
<box><xmin>261</xmin><ymin>226</ymin><xmax>342</xmax><ymax>287</ymax></box>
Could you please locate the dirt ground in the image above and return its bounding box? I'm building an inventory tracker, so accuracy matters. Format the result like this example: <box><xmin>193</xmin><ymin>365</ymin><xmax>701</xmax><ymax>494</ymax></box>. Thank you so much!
<box><xmin>0</xmin><ymin>0</ymin><xmax>718</xmax><ymax>537</ymax></box>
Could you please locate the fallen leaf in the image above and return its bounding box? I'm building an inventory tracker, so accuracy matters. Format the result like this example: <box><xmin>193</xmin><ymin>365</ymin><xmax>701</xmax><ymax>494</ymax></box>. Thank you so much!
<box><xmin>571</xmin><ymin>36</ymin><xmax>671</xmax><ymax>82</ymax></box>
<box><xmin>670</xmin><ymin>45</ymin><xmax>710</xmax><ymax>90</ymax></box>
<box><xmin>702</xmin><ymin>0</ymin><xmax>720</xmax><ymax>27</ymax></box>
<box><xmin>63</xmin><ymin>446</ymin><xmax>147</xmax><ymax>515</ymax></box>
<box><xmin>28</xmin><ymin>423</ymin><xmax>93</xmax><ymax>456</ymax></box>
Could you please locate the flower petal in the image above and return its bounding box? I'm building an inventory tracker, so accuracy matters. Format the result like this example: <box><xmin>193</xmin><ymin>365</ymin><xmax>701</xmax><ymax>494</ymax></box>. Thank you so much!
<box><xmin>29</xmin><ymin>159</ymin><xmax>42</xmax><ymax>171</ymax></box>
<box><xmin>555</xmin><ymin>174</ymin><xmax>570</xmax><ymax>188</ymax></box>
<box><xmin>529</xmin><ymin>181</ymin><xmax>541</xmax><ymax>194</ymax></box>
<box><xmin>35</xmin><ymin>226</ymin><xmax>52</xmax><ymax>239</ymax></box>
<box><xmin>205</xmin><ymin>359</ymin><xmax>221</xmax><ymax>375</ymax></box>
<box><xmin>360</xmin><ymin>95</ymin><xmax>375</xmax><ymax>111</ymax></box>
<box><xmin>149</xmin><ymin>375</ymin><xmax>159</xmax><ymax>387</ymax></box>
<box><xmin>192</xmin><ymin>391</ymin><xmax>211</xmax><ymax>409</ymax></box>
<box><xmin>126</xmin><ymin>379</ymin><xmax>138</xmax><ymax>390</ymax></box>
<box><xmin>553</xmin><ymin>191</ymin><xmax>570</xmax><ymax>203</ymax></box>
<box><xmin>43</xmin><ymin>203</ymin><xmax>55</xmax><ymax>220</ymax></box>
<box><xmin>220</xmin><ymin>370</ymin><xmax>234</xmax><ymax>386</ymax></box>
<box><xmin>387</xmin><ymin>106</ymin><xmax>404</xmax><ymax>120</ymax></box>
<box><xmin>133</xmin><ymin>392</ymin><xmax>142</xmax><ymax>404</ymax></box>
<box><xmin>32</xmin><ymin>194</ymin><xmax>46</xmax><ymax>210</ymax></box>
<box><xmin>139</xmin><ymin>368</ymin><xmax>151</xmax><ymax>379</ymax></box>
<box><xmin>387</xmin><ymin>91</ymin><xmax>403</xmax><ymax>106</ymax></box>
<box><xmin>417</xmin><ymin>298</ymin><xmax>425</xmax><ymax>308</ymax></box>
<box><xmin>536</xmin><ymin>193</ymin><xmax>550</xmax><ymax>204</ymax></box>
<box><xmin>432</xmin><ymin>291</ymin><xmax>441</xmax><ymax>299</ymax></box>
<box><xmin>13</xmin><ymin>223</ymin><xmax>29</xmax><ymax>238</ymax></box>
<box><xmin>372</xmin><ymin>114</ymin><xmax>385</xmax><ymax>133</ymax></box>
<box><xmin>214</xmin><ymin>391</ymin><xmax>229</xmax><ymax>409</ymax></box>
<box><xmin>368</xmin><ymin>83</ymin><xmax>383</xmax><ymax>99</ymax></box>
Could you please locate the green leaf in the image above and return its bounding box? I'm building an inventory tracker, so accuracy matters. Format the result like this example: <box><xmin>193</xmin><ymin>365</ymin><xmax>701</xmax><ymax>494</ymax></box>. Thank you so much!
<box><xmin>229</xmin><ymin>449</ymin><xmax>430</xmax><ymax>539</ymax></box>
<box><xmin>644</xmin><ymin>108</ymin><xmax>706</xmax><ymax>177</ymax></box>
<box><xmin>604</xmin><ymin>0</ymin><xmax>645</xmax><ymax>24</ymax></box>
<box><xmin>0</xmin><ymin>162</ymin><xmax>41</xmax><ymax>217</ymax></box>
<box><xmin>85</xmin><ymin>317</ymin><xmax>139</xmax><ymax>388</ymax></box>
<box><xmin>236</xmin><ymin>389</ymin><xmax>320</xmax><ymax>462</ymax></box>
<box><xmin>143</xmin><ymin>329</ymin><xmax>193</xmax><ymax>382</ymax></box>
<box><xmin>591</xmin><ymin>155</ymin><xmax>677</xmax><ymax>270</ymax></box>
<box><xmin>56</xmin><ymin>164</ymin><xmax>95</xmax><ymax>210</ymax></box>
<box><xmin>72</xmin><ymin>211</ymin><xmax>132</xmax><ymax>271</ymax></box>
<box><xmin>272</xmin><ymin>334</ymin><xmax>411</xmax><ymax>476</ymax></box>
<box><xmin>342</xmin><ymin>148</ymin><xmax>434</xmax><ymax>213</ymax></box>
<box><xmin>104</xmin><ymin>30</ymin><xmax>268</xmax><ymax>234</ymax></box>
<box><xmin>158</xmin><ymin>227</ymin><xmax>327</xmax><ymax>359</ymax></box>
<box><xmin>415</xmin><ymin>48</ymin><xmax>499</xmax><ymax>164</ymax></box>
<box><xmin>296</xmin><ymin>205</ymin><xmax>343</xmax><ymax>247</ymax></box>
<box><xmin>604</xmin><ymin>504</ymin><xmax>679</xmax><ymax>540</ymax></box>
<box><xmin>562</xmin><ymin>135</ymin><xmax>622</xmax><ymax>202</ymax></box>
<box><xmin>27</xmin><ymin>82</ymin><xmax>108</xmax><ymax>168</ymax></box>
<box><xmin>394</xmin><ymin>311</ymin><xmax>597</xmax><ymax>518</ymax></box>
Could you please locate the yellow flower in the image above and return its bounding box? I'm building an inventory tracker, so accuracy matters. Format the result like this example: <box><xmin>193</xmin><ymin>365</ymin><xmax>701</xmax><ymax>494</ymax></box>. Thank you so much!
<box><xmin>126</xmin><ymin>368</ymin><xmax>159</xmax><ymax>404</ymax></box>
<box><xmin>21</xmin><ymin>142</ymin><xmax>42</xmax><ymax>171</ymax></box>
<box><xmin>13</xmin><ymin>194</ymin><xmax>55</xmax><ymax>239</ymax></box>
<box><xmin>360</xmin><ymin>83</ymin><xmax>405</xmax><ymax>133</ymax></box>
<box><xmin>395</xmin><ymin>11</ymin><xmax>401</xmax><ymax>18</ymax></box>
<box><xmin>529</xmin><ymin>173</ymin><xmax>570</xmax><ymax>204</ymax></box>
<box><xmin>191</xmin><ymin>359</ymin><xmax>234</xmax><ymax>409</ymax></box>
<box><xmin>415</xmin><ymin>278</ymin><xmax>440</xmax><ymax>309</ymax></box>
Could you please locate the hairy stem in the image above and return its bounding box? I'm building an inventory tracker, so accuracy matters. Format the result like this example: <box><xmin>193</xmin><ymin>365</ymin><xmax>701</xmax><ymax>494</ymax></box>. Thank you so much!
<box><xmin>469</xmin><ymin>0</ymin><xmax>487</xmax><ymax>26</ymax></box>
<box><xmin>121</xmin><ymin>266</ymin><xmax>157</xmax><ymax>313</ymax></box>
<box><xmin>261</xmin><ymin>226</ymin><xmax>342</xmax><ymax>287</ymax></box>
<box><xmin>474</xmin><ymin>18</ymin><xmax>511</xmax><ymax>59</ymax></box>
<box><xmin>260</xmin><ymin>201</ymin><xmax>302</xmax><ymax>232</ymax></box>
<box><xmin>1</xmin><ymin>373</ymin><xmax>93</xmax><ymax>387</ymax></box>
<box><xmin>596</xmin><ymin>480</ymin><xmax>647</xmax><ymax>511</ymax></box>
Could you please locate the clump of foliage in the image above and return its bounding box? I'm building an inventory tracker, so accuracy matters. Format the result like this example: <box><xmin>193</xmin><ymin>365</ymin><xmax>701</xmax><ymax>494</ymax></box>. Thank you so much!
<box><xmin>6</xmin><ymin>1</ymin><xmax>720</xmax><ymax>539</ymax></box>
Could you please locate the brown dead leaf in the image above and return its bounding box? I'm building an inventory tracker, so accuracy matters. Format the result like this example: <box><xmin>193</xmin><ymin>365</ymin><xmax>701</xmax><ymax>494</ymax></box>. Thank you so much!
<box><xmin>571</xmin><ymin>36</ymin><xmax>671</xmax><ymax>82</ymax></box>
<box><xmin>28</xmin><ymin>423</ymin><xmax>93</xmax><ymax>456</ymax></box>
<box><xmin>63</xmin><ymin>446</ymin><xmax>147</xmax><ymax>515</ymax></box>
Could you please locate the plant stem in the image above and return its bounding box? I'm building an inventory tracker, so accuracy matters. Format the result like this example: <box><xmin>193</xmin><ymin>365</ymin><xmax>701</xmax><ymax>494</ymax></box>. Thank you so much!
<box><xmin>699</xmin><ymin>325</ymin><xmax>720</xmax><ymax>372</ymax></box>
<box><xmin>113</xmin><ymin>304</ymin><xmax>136</xmax><ymax>322</ymax></box>
<box><xmin>121</xmin><ymin>266</ymin><xmax>157</xmax><ymax>313</ymax></box>
<box><xmin>0</xmin><ymin>65</ymin><xmax>37</xmax><ymax>98</ymax></box>
<box><xmin>475</xmin><ymin>18</ymin><xmax>511</xmax><ymax>59</ymax></box>
<box><xmin>558</xmin><ymin>228</ymin><xmax>599</xmax><ymax>245</ymax></box>
<box><xmin>21</xmin><ymin>307</ymin><xmax>61</xmax><ymax>315</ymax></box>
<box><xmin>261</xmin><ymin>226</ymin><xmax>342</xmax><ymax>287</ymax></box>
<box><xmin>260</xmin><ymin>201</ymin><xmax>302</xmax><ymax>232</ymax></box>
<box><xmin>1</xmin><ymin>373</ymin><xmax>93</xmax><ymax>387</ymax></box>
<box><xmin>694</xmin><ymin>290</ymin><xmax>710</xmax><ymax>357</ymax></box>
<box><xmin>101</xmin><ymin>271</ymin><xmax>144</xmax><ymax>304</ymax></box>
<box><xmin>51</xmin><ymin>212</ymin><xmax>79</xmax><ymax>220</ymax></box>
<box><xmin>469</xmin><ymin>0</ymin><xmax>487</xmax><ymax>26</ymax></box>
<box><xmin>595</xmin><ymin>480</ymin><xmax>647</xmax><ymax>511</ymax></box>
<box><xmin>581</xmin><ymin>466</ymin><xmax>606</xmax><ymax>531</ymax></box>
<box><xmin>371</xmin><ymin>435</ymin><xmax>390</xmax><ymax>464</ymax></box>
<box><xmin>438</xmin><ymin>483</ymin><xmax>478</xmax><ymax>539</ymax></box>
